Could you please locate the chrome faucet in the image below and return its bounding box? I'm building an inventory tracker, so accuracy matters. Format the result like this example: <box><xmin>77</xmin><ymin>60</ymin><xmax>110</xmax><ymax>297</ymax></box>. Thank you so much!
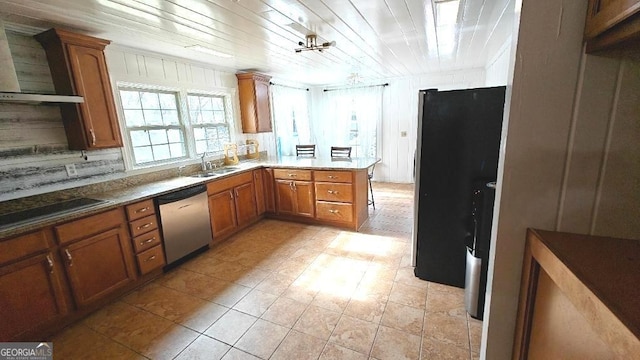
<box><xmin>200</xmin><ymin>152</ymin><xmax>207</xmax><ymax>171</ymax></box>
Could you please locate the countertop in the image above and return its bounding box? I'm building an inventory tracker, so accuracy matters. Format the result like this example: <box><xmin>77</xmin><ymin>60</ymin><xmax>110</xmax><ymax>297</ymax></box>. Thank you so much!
<box><xmin>530</xmin><ymin>229</ymin><xmax>640</xmax><ymax>341</ymax></box>
<box><xmin>0</xmin><ymin>156</ymin><xmax>379</xmax><ymax>239</ymax></box>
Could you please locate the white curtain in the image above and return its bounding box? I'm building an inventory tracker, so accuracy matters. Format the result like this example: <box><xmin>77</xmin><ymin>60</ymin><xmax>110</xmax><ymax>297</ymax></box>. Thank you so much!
<box><xmin>313</xmin><ymin>85</ymin><xmax>383</xmax><ymax>158</ymax></box>
<box><xmin>271</xmin><ymin>85</ymin><xmax>311</xmax><ymax>156</ymax></box>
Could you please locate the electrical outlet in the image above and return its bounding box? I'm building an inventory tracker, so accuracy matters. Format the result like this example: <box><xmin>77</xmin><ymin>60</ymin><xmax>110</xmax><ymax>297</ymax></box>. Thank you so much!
<box><xmin>400</xmin><ymin>131</ymin><xmax>407</xmax><ymax>137</ymax></box>
<box><xmin>65</xmin><ymin>164</ymin><xmax>78</xmax><ymax>177</ymax></box>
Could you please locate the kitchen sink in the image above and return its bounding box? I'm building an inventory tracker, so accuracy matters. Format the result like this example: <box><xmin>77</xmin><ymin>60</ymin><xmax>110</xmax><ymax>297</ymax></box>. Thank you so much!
<box><xmin>189</xmin><ymin>167</ymin><xmax>239</xmax><ymax>178</ymax></box>
<box><xmin>212</xmin><ymin>167</ymin><xmax>238</xmax><ymax>174</ymax></box>
<box><xmin>190</xmin><ymin>172</ymin><xmax>218</xmax><ymax>178</ymax></box>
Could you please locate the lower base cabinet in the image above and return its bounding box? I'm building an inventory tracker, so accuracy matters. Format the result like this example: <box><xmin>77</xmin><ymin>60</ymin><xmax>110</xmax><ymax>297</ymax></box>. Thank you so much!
<box><xmin>209</xmin><ymin>189</ymin><xmax>237</xmax><ymax>241</ymax></box>
<box><xmin>0</xmin><ymin>250</ymin><xmax>67</xmax><ymax>341</ymax></box>
<box><xmin>61</xmin><ymin>227</ymin><xmax>136</xmax><ymax>308</ymax></box>
<box><xmin>208</xmin><ymin>172</ymin><xmax>259</xmax><ymax>243</ymax></box>
<box><xmin>55</xmin><ymin>208</ymin><xmax>136</xmax><ymax>309</ymax></box>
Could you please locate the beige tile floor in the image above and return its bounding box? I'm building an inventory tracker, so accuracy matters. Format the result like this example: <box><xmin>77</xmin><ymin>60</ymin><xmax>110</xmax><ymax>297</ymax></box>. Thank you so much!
<box><xmin>51</xmin><ymin>183</ymin><xmax>482</xmax><ymax>360</ymax></box>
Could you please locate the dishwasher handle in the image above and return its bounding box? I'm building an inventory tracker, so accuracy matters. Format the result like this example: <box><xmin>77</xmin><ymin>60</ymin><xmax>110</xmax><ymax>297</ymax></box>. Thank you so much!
<box><xmin>156</xmin><ymin>185</ymin><xmax>207</xmax><ymax>205</ymax></box>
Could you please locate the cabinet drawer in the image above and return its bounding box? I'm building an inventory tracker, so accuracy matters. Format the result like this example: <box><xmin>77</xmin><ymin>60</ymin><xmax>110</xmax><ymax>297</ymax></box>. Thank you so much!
<box><xmin>207</xmin><ymin>171</ymin><xmax>253</xmax><ymax>195</ymax></box>
<box><xmin>136</xmin><ymin>245</ymin><xmax>165</xmax><ymax>275</ymax></box>
<box><xmin>128</xmin><ymin>214</ymin><xmax>158</xmax><ymax>238</ymax></box>
<box><xmin>316</xmin><ymin>202</ymin><xmax>353</xmax><ymax>223</ymax></box>
<box><xmin>314</xmin><ymin>170</ymin><xmax>352</xmax><ymax>183</ymax></box>
<box><xmin>125</xmin><ymin>199</ymin><xmax>155</xmax><ymax>221</ymax></box>
<box><xmin>131</xmin><ymin>229</ymin><xmax>162</xmax><ymax>253</ymax></box>
<box><xmin>55</xmin><ymin>208</ymin><xmax>125</xmax><ymax>245</ymax></box>
<box><xmin>0</xmin><ymin>230</ymin><xmax>50</xmax><ymax>266</ymax></box>
<box><xmin>274</xmin><ymin>169</ymin><xmax>312</xmax><ymax>181</ymax></box>
<box><xmin>315</xmin><ymin>183</ymin><xmax>353</xmax><ymax>203</ymax></box>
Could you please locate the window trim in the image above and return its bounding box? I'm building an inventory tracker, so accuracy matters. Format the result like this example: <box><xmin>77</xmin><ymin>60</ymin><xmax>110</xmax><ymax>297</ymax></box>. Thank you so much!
<box><xmin>114</xmin><ymin>81</ymin><xmax>236</xmax><ymax>171</ymax></box>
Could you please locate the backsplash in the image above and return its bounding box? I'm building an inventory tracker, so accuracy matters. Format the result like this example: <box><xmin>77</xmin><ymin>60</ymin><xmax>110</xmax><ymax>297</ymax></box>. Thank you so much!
<box><xmin>0</xmin><ymin>31</ymin><xmax>127</xmax><ymax>200</ymax></box>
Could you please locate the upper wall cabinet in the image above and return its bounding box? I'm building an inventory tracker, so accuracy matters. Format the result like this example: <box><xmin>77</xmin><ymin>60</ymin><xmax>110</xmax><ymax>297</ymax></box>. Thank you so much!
<box><xmin>236</xmin><ymin>72</ymin><xmax>273</xmax><ymax>133</ymax></box>
<box><xmin>35</xmin><ymin>28</ymin><xmax>123</xmax><ymax>150</ymax></box>
<box><xmin>585</xmin><ymin>0</ymin><xmax>640</xmax><ymax>54</ymax></box>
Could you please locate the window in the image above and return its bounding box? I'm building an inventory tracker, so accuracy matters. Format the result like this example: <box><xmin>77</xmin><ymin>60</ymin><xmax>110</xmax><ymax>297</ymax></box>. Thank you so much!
<box><xmin>271</xmin><ymin>85</ymin><xmax>311</xmax><ymax>156</ymax></box>
<box><xmin>187</xmin><ymin>94</ymin><xmax>231</xmax><ymax>154</ymax></box>
<box><xmin>119</xmin><ymin>90</ymin><xmax>187</xmax><ymax>165</ymax></box>
<box><xmin>118</xmin><ymin>86</ymin><xmax>234</xmax><ymax>168</ymax></box>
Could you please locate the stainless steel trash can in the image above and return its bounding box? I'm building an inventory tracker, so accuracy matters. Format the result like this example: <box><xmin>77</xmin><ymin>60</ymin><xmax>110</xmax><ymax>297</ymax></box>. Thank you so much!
<box><xmin>465</xmin><ymin>247</ymin><xmax>482</xmax><ymax>318</ymax></box>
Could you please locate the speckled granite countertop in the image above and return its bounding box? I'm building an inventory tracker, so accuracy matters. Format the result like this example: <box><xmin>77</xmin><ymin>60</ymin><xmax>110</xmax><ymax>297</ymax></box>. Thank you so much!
<box><xmin>0</xmin><ymin>156</ymin><xmax>379</xmax><ymax>239</ymax></box>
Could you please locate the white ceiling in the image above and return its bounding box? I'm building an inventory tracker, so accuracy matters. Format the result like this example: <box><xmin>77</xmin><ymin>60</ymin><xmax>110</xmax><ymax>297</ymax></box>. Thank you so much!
<box><xmin>0</xmin><ymin>0</ymin><xmax>514</xmax><ymax>85</ymax></box>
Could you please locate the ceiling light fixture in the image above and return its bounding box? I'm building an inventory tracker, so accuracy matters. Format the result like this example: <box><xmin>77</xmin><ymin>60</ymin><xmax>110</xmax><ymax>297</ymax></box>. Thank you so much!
<box><xmin>294</xmin><ymin>34</ymin><xmax>336</xmax><ymax>53</ymax></box>
<box><xmin>186</xmin><ymin>45</ymin><xmax>233</xmax><ymax>58</ymax></box>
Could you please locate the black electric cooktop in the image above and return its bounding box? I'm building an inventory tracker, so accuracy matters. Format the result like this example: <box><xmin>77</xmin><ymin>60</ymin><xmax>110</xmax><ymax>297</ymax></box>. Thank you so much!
<box><xmin>0</xmin><ymin>198</ymin><xmax>110</xmax><ymax>230</ymax></box>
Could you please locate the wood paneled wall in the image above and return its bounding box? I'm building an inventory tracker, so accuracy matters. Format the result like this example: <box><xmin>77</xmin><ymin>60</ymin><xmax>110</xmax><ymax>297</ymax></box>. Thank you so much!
<box><xmin>0</xmin><ymin>32</ymin><xmax>125</xmax><ymax>201</ymax></box>
<box><xmin>106</xmin><ymin>45</ymin><xmax>277</xmax><ymax>161</ymax></box>
<box><xmin>308</xmin><ymin>68</ymin><xmax>485</xmax><ymax>184</ymax></box>
<box><xmin>483</xmin><ymin>0</ymin><xmax>640</xmax><ymax>358</ymax></box>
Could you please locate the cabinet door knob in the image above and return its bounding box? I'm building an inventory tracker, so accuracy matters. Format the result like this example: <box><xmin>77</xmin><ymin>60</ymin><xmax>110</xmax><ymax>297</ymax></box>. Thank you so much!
<box><xmin>46</xmin><ymin>254</ymin><xmax>54</xmax><ymax>273</ymax></box>
<box><xmin>64</xmin><ymin>249</ymin><xmax>73</xmax><ymax>266</ymax></box>
<box><xmin>89</xmin><ymin>128</ymin><xmax>96</xmax><ymax>146</ymax></box>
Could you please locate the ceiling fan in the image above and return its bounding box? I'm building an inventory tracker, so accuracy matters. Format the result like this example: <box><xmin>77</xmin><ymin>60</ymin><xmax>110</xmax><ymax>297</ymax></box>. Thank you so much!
<box><xmin>295</xmin><ymin>34</ymin><xmax>336</xmax><ymax>53</ymax></box>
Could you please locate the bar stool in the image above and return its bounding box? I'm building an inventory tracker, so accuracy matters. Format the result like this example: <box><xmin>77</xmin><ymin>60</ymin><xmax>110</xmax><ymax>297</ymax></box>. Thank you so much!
<box><xmin>368</xmin><ymin>164</ymin><xmax>376</xmax><ymax>209</ymax></box>
<box><xmin>296</xmin><ymin>144</ymin><xmax>316</xmax><ymax>157</ymax></box>
<box><xmin>330</xmin><ymin>146</ymin><xmax>352</xmax><ymax>158</ymax></box>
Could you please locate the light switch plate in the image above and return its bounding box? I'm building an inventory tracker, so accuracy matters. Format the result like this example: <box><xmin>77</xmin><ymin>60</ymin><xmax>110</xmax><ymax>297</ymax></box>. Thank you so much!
<box><xmin>65</xmin><ymin>164</ymin><xmax>78</xmax><ymax>177</ymax></box>
<box><xmin>400</xmin><ymin>131</ymin><xmax>407</xmax><ymax>137</ymax></box>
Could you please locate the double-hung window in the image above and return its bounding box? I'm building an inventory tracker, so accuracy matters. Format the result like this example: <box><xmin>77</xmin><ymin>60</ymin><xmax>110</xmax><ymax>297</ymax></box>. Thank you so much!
<box><xmin>188</xmin><ymin>94</ymin><xmax>231</xmax><ymax>154</ymax></box>
<box><xmin>118</xmin><ymin>86</ymin><xmax>233</xmax><ymax>168</ymax></box>
<box><xmin>119</xmin><ymin>90</ymin><xmax>187</xmax><ymax>165</ymax></box>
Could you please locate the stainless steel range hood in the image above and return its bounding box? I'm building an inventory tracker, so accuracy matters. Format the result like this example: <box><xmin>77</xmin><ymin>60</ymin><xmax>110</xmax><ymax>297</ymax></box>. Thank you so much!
<box><xmin>0</xmin><ymin>92</ymin><xmax>84</xmax><ymax>103</ymax></box>
<box><xmin>0</xmin><ymin>21</ymin><xmax>84</xmax><ymax>104</ymax></box>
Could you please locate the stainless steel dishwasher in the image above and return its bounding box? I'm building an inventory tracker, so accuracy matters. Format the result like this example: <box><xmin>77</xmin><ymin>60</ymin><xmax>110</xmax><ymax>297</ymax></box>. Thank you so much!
<box><xmin>156</xmin><ymin>184</ymin><xmax>212</xmax><ymax>266</ymax></box>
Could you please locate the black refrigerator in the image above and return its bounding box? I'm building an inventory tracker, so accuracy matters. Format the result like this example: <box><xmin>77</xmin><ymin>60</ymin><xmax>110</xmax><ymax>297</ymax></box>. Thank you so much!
<box><xmin>412</xmin><ymin>86</ymin><xmax>505</xmax><ymax>288</ymax></box>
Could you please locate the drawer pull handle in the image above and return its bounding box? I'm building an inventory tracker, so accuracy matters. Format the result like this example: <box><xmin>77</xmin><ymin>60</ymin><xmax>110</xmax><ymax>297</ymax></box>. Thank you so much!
<box><xmin>135</xmin><ymin>207</ymin><xmax>149</xmax><ymax>213</ymax></box>
<box><xmin>89</xmin><ymin>128</ymin><xmax>96</xmax><ymax>146</ymax></box>
<box><xmin>144</xmin><ymin>255</ymin><xmax>157</xmax><ymax>262</ymax></box>
<box><xmin>46</xmin><ymin>255</ymin><xmax>54</xmax><ymax>273</ymax></box>
<box><xmin>288</xmin><ymin>173</ymin><xmax>297</xmax><ymax>177</ymax></box>
<box><xmin>137</xmin><ymin>223</ymin><xmax>152</xmax><ymax>230</ymax></box>
<box><xmin>327</xmin><ymin>190</ymin><xmax>338</xmax><ymax>194</ymax></box>
<box><xmin>64</xmin><ymin>249</ymin><xmax>73</xmax><ymax>266</ymax></box>
<box><xmin>141</xmin><ymin>237</ymin><xmax>156</xmax><ymax>245</ymax></box>
<box><xmin>328</xmin><ymin>209</ymin><xmax>339</xmax><ymax>214</ymax></box>
<box><xmin>328</xmin><ymin>175</ymin><xmax>337</xmax><ymax>179</ymax></box>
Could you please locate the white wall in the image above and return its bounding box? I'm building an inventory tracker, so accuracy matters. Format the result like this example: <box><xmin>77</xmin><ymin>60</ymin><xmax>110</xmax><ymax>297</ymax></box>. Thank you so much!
<box><xmin>309</xmin><ymin>68</ymin><xmax>486</xmax><ymax>184</ymax></box>
<box><xmin>485</xmin><ymin>37</ymin><xmax>512</xmax><ymax>86</ymax></box>
<box><xmin>106</xmin><ymin>45</ymin><xmax>277</xmax><ymax>164</ymax></box>
<box><xmin>482</xmin><ymin>1</ymin><xmax>640</xmax><ymax>358</ymax></box>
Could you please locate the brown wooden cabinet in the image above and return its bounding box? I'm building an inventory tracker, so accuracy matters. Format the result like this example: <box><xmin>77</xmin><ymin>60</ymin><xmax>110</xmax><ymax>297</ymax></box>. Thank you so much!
<box><xmin>513</xmin><ymin>229</ymin><xmax>640</xmax><ymax>359</ymax></box>
<box><xmin>209</xmin><ymin>189</ymin><xmax>238</xmax><ymax>241</ymax></box>
<box><xmin>125</xmin><ymin>200</ymin><xmax>165</xmax><ymax>275</ymax></box>
<box><xmin>236</xmin><ymin>72</ymin><xmax>272</xmax><ymax>133</ymax></box>
<box><xmin>253</xmin><ymin>169</ymin><xmax>266</xmax><ymax>215</ymax></box>
<box><xmin>35</xmin><ymin>28</ymin><xmax>123</xmax><ymax>150</ymax></box>
<box><xmin>207</xmin><ymin>172</ymin><xmax>258</xmax><ymax>242</ymax></box>
<box><xmin>263</xmin><ymin>168</ymin><xmax>276</xmax><ymax>213</ymax></box>
<box><xmin>584</xmin><ymin>0</ymin><xmax>640</xmax><ymax>53</ymax></box>
<box><xmin>55</xmin><ymin>208</ymin><xmax>136</xmax><ymax>308</ymax></box>
<box><xmin>274</xmin><ymin>167</ymin><xmax>315</xmax><ymax>218</ymax></box>
<box><xmin>0</xmin><ymin>230</ymin><xmax>67</xmax><ymax>341</ymax></box>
